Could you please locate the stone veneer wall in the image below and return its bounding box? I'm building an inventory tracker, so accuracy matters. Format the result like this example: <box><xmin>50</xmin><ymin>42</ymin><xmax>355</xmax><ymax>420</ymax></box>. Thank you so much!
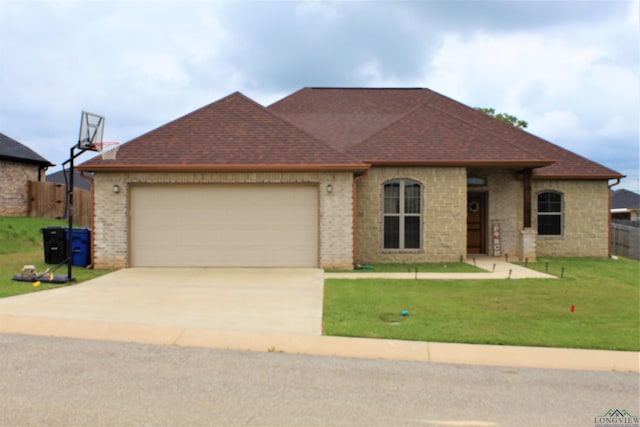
<box><xmin>0</xmin><ymin>160</ymin><xmax>40</xmax><ymax>216</ymax></box>
<box><xmin>92</xmin><ymin>171</ymin><xmax>354</xmax><ymax>269</ymax></box>
<box><xmin>356</xmin><ymin>167</ymin><xmax>467</xmax><ymax>263</ymax></box>
<box><xmin>533</xmin><ymin>179</ymin><xmax>610</xmax><ymax>257</ymax></box>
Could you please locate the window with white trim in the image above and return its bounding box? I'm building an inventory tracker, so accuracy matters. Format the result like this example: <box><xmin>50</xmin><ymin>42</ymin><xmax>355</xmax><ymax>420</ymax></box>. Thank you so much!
<box><xmin>537</xmin><ymin>191</ymin><xmax>563</xmax><ymax>235</ymax></box>
<box><xmin>383</xmin><ymin>180</ymin><xmax>422</xmax><ymax>249</ymax></box>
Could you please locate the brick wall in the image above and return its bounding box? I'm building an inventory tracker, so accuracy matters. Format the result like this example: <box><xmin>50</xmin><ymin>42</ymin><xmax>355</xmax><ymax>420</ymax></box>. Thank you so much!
<box><xmin>355</xmin><ymin>167</ymin><xmax>467</xmax><ymax>263</ymax></box>
<box><xmin>355</xmin><ymin>168</ymin><xmax>612</xmax><ymax>263</ymax></box>
<box><xmin>533</xmin><ymin>179</ymin><xmax>610</xmax><ymax>257</ymax></box>
<box><xmin>92</xmin><ymin>171</ymin><xmax>354</xmax><ymax>269</ymax></box>
<box><xmin>91</xmin><ymin>169</ymin><xmax>612</xmax><ymax>269</ymax></box>
<box><xmin>0</xmin><ymin>159</ymin><xmax>40</xmax><ymax>216</ymax></box>
<box><xmin>485</xmin><ymin>170</ymin><xmax>522</xmax><ymax>258</ymax></box>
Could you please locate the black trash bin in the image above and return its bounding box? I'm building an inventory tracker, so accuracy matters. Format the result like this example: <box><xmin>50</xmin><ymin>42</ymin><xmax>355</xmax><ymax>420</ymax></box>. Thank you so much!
<box><xmin>42</xmin><ymin>226</ymin><xmax>67</xmax><ymax>264</ymax></box>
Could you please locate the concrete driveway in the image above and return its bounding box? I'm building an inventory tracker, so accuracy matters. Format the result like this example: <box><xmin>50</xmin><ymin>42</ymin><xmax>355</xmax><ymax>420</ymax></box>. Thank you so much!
<box><xmin>0</xmin><ymin>268</ymin><xmax>324</xmax><ymax>335</ymax></box>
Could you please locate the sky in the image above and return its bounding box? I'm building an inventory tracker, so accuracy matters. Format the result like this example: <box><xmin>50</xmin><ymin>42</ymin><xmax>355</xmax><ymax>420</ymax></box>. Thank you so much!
<box><xmin>1</xmin><ymin>0</ymin><xmax>638</xmax><ymax>191</ymax></box>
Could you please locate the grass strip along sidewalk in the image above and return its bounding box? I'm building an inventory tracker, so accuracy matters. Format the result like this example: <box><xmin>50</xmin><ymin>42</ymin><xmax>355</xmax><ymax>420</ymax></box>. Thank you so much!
<box><xmin>324</xmin><ymin>257</ymin><xmax>639</xmax><ymax>351</ymax></box>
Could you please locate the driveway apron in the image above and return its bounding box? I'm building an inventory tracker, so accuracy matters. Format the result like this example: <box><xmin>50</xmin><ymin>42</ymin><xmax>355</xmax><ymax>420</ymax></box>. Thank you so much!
<box><xmin>0</xmin><ymin>268</ymin><xmax>324</xmax><ymax>335</ymax></box>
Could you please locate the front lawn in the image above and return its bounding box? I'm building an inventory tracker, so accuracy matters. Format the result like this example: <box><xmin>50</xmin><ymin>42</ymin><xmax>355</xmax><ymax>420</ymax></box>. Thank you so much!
<box><xmin>0</xmin><ymin>216</ymin><xmax>113</xmax><ymax>298</ymax></box>
<box><xmin>323</xmin><ymin>257</ymin><xmax>640</xmax><ymax>351</ymax></box>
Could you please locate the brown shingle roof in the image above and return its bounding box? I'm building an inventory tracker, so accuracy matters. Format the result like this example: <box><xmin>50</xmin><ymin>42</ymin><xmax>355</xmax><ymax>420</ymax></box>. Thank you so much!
<box><xmin>79</xmin><ymin>87</ymin><xmax>623</xmax><ymax>179</ymax></box>
<box><xmin>268</xmin><ymin>88</ymin><xmax>427</xmax><ymax>152</ymax></box>
<box><xmin>418</xmin><ymin>88</ymin><xmax>624</xmax><ymax>179</ymax></box>
<box><xmin>270</xmin><ymin>87</ymin><xmax>623</xmax><ymax>179</ymax></box>
<box><xmin>347</xmin><ymin>103</ymin><xmax>552</xmax><ymax>167</ymax></box>
<box><xmin>79</xmin><ymin>92</ymin><xmax>365</xmax><ymax>172</ymax></box>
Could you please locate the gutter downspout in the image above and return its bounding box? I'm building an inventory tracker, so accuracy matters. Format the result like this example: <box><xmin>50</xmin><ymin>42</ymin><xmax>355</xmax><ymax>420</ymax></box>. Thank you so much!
<box><xmin>81</xmin><ymin>171</ymin><xmax>95</xmax><ymax>269</ymax></box>
<box><xmin>608</xmin><ymin>178</ymin><xmax>621</xmax><ymax>258</ymax></box>
<box><xmin>352</xmin><ymin>168</ymin><xmax>370</xmax><ymax>269</ymax></box>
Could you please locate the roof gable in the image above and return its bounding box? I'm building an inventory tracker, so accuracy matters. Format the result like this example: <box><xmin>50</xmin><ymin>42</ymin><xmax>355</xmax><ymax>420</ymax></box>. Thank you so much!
<box><xmin>0</xmin><ymin>132</ymin><xmax>53</xmax><ymax>166</ymax></box>
<box><xmin>418</xmin><ymin>88</ymin><xmax>624</xmax><ymax>179</ymax></box>
<box><xmin>271</xmin><ymin>87</ymin><xmax>623</xmax><ymax>179</ymax></box>
<box><xmin>78</xmin><ymin>87</ymin><xmax>622</xmax><ymax>179</ymax></box>
<box><xmin>79</xmin><ymin>92</ymin><xmax>364</xmax><ymax>172</ymax></box>
<box><xmin>268</xmin><ymin>88</ymin><xmax>428</xmax><ymax>151</ymax></box>
<box><xmin>347</xmin><ymin>103</ymin><xmax>552</xmax><ymax>167</ymax></box>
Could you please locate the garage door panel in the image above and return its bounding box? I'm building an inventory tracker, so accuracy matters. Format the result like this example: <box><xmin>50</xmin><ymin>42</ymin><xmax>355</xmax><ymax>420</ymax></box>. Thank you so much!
<box><xmin>133</xmin><ymin>243</ymin><xmax>317</xmax><ymax>267</ymax></box>
<box><xmin>130</xmin><ymin>184</ymin><xmax>318</xmax><ymax>267</ymax></box>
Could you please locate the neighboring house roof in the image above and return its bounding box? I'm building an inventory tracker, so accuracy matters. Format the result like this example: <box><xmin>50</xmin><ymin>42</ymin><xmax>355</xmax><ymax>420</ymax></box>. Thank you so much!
<box><xmin>46</xmin><ymin>169</ymin><xmax>92</xmax><ymax>191</ymax></box>
<box><xmin>79</xmin><ymin>87</ymin><xmax>623</xmax><ymax>180</ymax></box>
<box><xmin>612</xmin><ymin>189</ymin><xmax>640</xmax><ymax>210</ymax></box>
<box><xmin>79</xmin><ymin>92</ymin><xmax>365</xmax><ymax>172</ymax></box>
<box><xmin>0</xmin><ymin>132</ymin><xmax>54</xmax><ymax>166</ymax></box>
<box><xmin>270</xmin><ymin>87</ymin><xmax>623</xmax><ymax>179</ymax></box>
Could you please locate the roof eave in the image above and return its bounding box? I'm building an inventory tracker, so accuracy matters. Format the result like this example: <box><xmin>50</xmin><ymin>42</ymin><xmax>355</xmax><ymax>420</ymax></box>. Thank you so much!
<box><xmin>0</xmin><ymin>155</ymin><xmax>54</xmax><ymax>167</ymax></box>
<box><xmin>364</xmin><ymin>160</ymin><xmax>554</xmax><ymax>168</ymax></box>
<box><xmin>533</xmin><ymin>173</ymin><xmax>626</xmax><ymax>180</ymax></box>
<box><xmin>77</xmin><ymin>163</ymin><xmax>370</xmax><ymax>173</ymax></box>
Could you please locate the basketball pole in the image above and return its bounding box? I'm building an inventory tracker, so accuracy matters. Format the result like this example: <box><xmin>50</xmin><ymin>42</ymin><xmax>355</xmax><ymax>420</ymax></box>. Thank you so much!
<box><xmin>60</xmin><ymin>111</ymin><xmax>105</xmax><ymax>283</ymax></box>
<box><xmin>63</xmin><ymin>145</ymin><xmax>88</xmax><ymax>282</ymax></box>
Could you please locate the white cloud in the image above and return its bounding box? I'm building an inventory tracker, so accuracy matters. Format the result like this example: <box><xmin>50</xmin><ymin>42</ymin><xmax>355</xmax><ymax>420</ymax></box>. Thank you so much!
<box><xmin>0</xmin><ymin>0</ymin><xmax>637</xmax><ymax>189</ymax></box>
<box><xmin>423</xmin><ymin>17</ymin><xmax>638</xmax><ymax>188</ymax></box>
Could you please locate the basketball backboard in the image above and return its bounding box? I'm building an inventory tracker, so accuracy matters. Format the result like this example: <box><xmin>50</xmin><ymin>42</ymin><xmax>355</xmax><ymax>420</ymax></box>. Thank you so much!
<box><xmin>77</xmin><ymin>111</ymin><xmax>104</xmax><ymax>151</ymax></box>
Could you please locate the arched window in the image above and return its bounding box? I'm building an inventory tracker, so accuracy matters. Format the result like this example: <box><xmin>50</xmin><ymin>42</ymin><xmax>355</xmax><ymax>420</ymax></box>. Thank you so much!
<box><xmin>537</xmin><ymin>191</ymin><xmax>563</xmax><ymax>235</ymax></box>
<box><xmin>383</xmin><ymin>180</ymin><xmax>422</xmax><ymax>249</ymax></box>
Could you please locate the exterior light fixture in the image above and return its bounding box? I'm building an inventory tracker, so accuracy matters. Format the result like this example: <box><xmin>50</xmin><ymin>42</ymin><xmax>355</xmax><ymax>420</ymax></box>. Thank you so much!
<box><xmin>326</xmin><ymin>184</ymin><xmax>333</xmax><ymax>193</ymax></box>
<box><xmin>113</xmin><ymin>184</ymin><xmax>120</xmax><ymax>194</ymax></box>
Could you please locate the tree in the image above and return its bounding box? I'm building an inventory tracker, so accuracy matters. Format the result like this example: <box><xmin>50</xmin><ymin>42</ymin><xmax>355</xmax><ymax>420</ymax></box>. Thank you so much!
<box><xmin>475</xmin><ymin>107</ymin><xmax>528</xmax><ymax>129</ymax></box>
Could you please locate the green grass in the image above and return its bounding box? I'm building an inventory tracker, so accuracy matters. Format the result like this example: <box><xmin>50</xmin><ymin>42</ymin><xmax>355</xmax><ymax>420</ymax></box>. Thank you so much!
<box><xmin>328</xmin><ymin>262</ymin><xmax>482</xmax><ymax>273</ymax></box>
<box><xmin>323</xmin><ymin>257</ymin><xmax>640</xmax><ymax>351</ymax></box>
<box><xmin>0</xmin><ymin>216</ymin><xmax>68</xmax><ymax>254</ymax></box>
<box><xmin>0</xmin><ymin>216</ymin><xmax>113</xmax><ymax>298</ymax></box>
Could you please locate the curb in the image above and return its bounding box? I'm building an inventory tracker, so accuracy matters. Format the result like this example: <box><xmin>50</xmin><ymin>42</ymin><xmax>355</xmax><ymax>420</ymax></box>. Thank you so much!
<box><xmin>1</xmin><ymin>314</ymin><xmax>637</xmax><ymax>373</ymax></box>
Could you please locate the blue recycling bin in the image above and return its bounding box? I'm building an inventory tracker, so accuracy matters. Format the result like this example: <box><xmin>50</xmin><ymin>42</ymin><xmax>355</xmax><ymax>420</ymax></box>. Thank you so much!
<box><xmin>65</xmin><ymin>228</ymin><xmax>91</xmax><ymax>267</ymax></box>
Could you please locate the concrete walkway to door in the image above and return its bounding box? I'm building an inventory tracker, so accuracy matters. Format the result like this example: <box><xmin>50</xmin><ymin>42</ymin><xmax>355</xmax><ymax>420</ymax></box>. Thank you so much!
<box><xmin>325</xmin><ymin>257</ymin><xmax>556</xmax><ymax>280</ymax></box>
<box><xmin>0</xmin><ymin>268</ymin><xmax>324</xmax><ymax>336</ymax></box>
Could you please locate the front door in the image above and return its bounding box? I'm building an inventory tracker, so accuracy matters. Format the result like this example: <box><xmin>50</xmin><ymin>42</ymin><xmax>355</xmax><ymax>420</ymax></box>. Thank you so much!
<box><xmin>467</xmin><ymin>192</ymin><xmax>487</xmax><ymax>254</ymax></box>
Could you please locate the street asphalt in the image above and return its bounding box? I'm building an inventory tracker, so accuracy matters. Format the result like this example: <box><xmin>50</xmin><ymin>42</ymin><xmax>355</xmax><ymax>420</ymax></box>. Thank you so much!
<box><xmin>1</xmin><ymin>334</ymin><xmax>637</xmax><ymax>427</ymax></box>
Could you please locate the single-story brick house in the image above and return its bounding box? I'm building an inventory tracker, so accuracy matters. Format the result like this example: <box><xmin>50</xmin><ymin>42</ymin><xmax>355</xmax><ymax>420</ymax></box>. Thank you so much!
<box><xmin>0</xmin><ymin>132</ymin><xmax>54</xmax><ymax>216</ymax></box>
<box><xmin>78</xmin><ymin>88</ymin><xmax>624</xmax><ymax>269</ymax></box>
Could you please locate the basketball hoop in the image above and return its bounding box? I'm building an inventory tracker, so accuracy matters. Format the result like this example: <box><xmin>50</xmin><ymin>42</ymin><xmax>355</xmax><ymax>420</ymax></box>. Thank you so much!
<box><xmin>91</xmin><ymin>141</ymin><xmax>120</xmax><ymax>160</ymax></box>
<box><xmin>78</xmin><ymin>111</ymin><xmax>105</xmax><ymax>151</ymax></box>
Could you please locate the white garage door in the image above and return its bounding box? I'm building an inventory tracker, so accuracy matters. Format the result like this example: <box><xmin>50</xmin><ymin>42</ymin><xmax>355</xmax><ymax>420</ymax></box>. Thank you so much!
<box><xmin>130</xmin><ymin>184</ymin><xmax>319</xmax><ymax>267</ymax></box>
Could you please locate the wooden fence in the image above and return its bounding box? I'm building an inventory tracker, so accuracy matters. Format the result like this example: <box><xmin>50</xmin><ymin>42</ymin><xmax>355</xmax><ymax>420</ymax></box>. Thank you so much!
<box><xmin>28</xmin><ymin>181</ymin><xmax>91</xmax><ymax>227</ymax></box>
<box><xmin>612</xmin><ymin>220</ymin><xmax>640</xmax><ymax>261</ymax></box>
